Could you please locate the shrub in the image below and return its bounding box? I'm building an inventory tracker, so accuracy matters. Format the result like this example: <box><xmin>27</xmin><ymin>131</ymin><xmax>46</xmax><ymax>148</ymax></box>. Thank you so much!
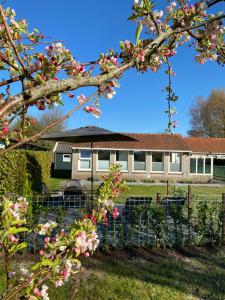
<box><xmin>143</xmin><ymin>179</ymin><xmax>155</xmax><ymax>183</ymax></box>
<box><xmin>124</xmin><ymin>178</ymin><xmax>137</xmax><ymax>182</ymax></box>
<box><xmin>0</xmin><ymin>150</ymin><xmax>52</xmax><ymax>196</ymax></box>
<box><xmin>0</xmin><ymin>151</ymin><xmax>31</xmax><ymax>196</ymax></box>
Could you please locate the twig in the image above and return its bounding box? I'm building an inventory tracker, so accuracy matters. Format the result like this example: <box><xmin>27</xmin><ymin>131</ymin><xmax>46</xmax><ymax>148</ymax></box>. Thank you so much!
<box><xmin>0</xmin><ymin>5</ymin><xmax>27</xmax><ymax>74</ymax></box>
<box><xmin>0</xmin><ymin>91</ymin><xmax>97</xmax><ymax>156</ymax></box>
<box><xmin>0</xmin><ymin>52</ymin><xmax>20</xmax><ymax>73</ymax></box>
<box><xmin>149</xmin><ymin>13</ymin><xmax>160</xmax><ymax>35</ymax></box>
<box><xmin>69</xmin><ymin>268</ymin><xmax>84</xmax><ymax>300</ymax></box>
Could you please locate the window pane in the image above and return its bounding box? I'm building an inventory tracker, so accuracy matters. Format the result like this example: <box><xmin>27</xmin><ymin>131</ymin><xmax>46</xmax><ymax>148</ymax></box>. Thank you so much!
<box><xmin>197</xmin><ymin>158</ymin><xmax>204</xmax><ymax>174</ymax></box>
<box><xmin>116</xmin><ymin>151</ymin><xmax>128</xmax><ymax>171</ymax></box>
<box><xmin>190</xmin><ymin>158</ymin><xmax>196</xmax><ymax>174</ymax></box>
<box><xmin>152</xmin><ymin>152</ymin><xmax>163</xmax><ymax>162</ymax></box>
<box><xmin>98</xmin><ymin>150</ymin><xmax>110</xmax><ymax>170</ymax></box>
<box><xmin>134</xmin><ymin>151</ymin><xmax>145</xmax><ymax>171</ymax></box>
<box><xmin>80</xmin><ymin>150</ymin><xmax>91</xmax><ymax>158</ymax></box>
<box><xmin>152</xmin><ymin>152</ymin><xmax>164</xmax><ymax>171</ymax></box>
<box><xmin>63</xmin><ymin>154</ymin><xmax>71</xmax><ymax>162</ymax></box>
<box><xmin>80</xmin><ymin>160</ymin><xmax>91</xmax><ymax>169</ymax></box>
<box><xmin>170</xmin><ymin>153</ymin><xmax>182</xmax><ymax>172</ymax></box>
<box><xmin>205</xmin><ymin>158</ymin><xmax>211</xmax><ymax>174</ymax></box>
<box><xmin>170</xmin><ymin>163</ymin><xmax>181</xmax><ymax>172</ymax></box>
<box><xmin>170</xmin><ymin>153</ymin><xmax>181</xmax><ymax>164</ymax></box>
<box><xmin>98</xmin><ymin>150</ymin><xmax>110</xmax><ymax>161</ymax></box>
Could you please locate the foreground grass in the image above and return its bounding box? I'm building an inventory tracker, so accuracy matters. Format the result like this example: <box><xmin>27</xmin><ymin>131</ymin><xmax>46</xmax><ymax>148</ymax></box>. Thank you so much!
<box><xmin>47</xmin><ymin>247</ymin><xmax>225</xmax><ymax>300</ymax></box>
<box><xmin>2</xmin><ymin>248</ymin><xmax>225</xmax><ymax>300</ymax></box>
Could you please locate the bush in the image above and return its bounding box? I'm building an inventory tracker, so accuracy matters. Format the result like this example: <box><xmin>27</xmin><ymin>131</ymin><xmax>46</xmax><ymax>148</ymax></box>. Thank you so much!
<box><xmin>0</xmin><ymin>150</ymin><xmax>52</xmax><ymax>196</ymax></box>
<box><xmin>143</xmin><ymin>179</ymin><xmax>155</xmax><ymax>183</ymax></box>
<box><xmin>124</xmin><ymin>178</ymin><xmax>137</xmax><ymax>182</ymax></box>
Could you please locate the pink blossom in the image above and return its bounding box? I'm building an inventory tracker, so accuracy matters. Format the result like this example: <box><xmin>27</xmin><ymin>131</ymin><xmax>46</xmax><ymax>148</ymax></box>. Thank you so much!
<box><xmin>77</xmin><ymin>94</ymin><xmax>86</xmax><ymax>104</ymax></box>
<box><xmin>84</xmin><ymin>252</ymin><xmax>90</xmax><ymax>257</ymax></box>
<box><xmin>112</xmin><ymin>207</ymin><xmax>119</xmax><ymax>219</ymax></box>
<box><xmin>84</xmin><ymin>106</ymin><xmax>90</xmax><ymax>112</ymax></box>
<box><xmin>39</xmin><ymin>250</ymin><xmax>45</xmax><ymax>256</ymax></box>
<box><xmin>9</xmin><ymin>235</ymin><xmax>19</xmax><ymax>244</ymax></box>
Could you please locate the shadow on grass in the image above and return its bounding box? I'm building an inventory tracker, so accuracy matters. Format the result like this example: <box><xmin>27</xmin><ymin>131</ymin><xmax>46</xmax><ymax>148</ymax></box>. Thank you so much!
<box><xmin>83</xmin><ymin>247</ymin><xmax>225</xmax><ymax>300</ymax></box>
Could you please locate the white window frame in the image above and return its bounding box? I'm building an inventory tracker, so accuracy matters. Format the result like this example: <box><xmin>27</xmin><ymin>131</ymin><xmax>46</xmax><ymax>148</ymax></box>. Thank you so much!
<box><xmin>116</xmin><ymin>150</ymin><xmax>129</xmax><ymax>172</ymax></box>
<box><xmin>190</xmin><ymin>156</ymin><xmax>213</xmax><ymax>175</ymax></box>
<box><xmin>78</xmin><ymin>150</ymin><xmax>92</xmax><ymax>171</ymax></box>
<box><xmin>63</xmin><ymin>154</ymin><xmax>71</xmax><ymax>163</ymax></box>
<box><xmin>151</xmin><ymin>152</ymin><xmax>165</xmax><ymax>173</ymax></box>
<box><xmin>97</xmin><ymin>150</ymin><xmax>111</xmax><ymax>171</ymax></box>
<box><xmin>169</xmin><ymin>152</ymin><xmax>182</xmax><ymax>174</ymax></box>
<box><xmin>132</xmin><ymin>151</ymin><xmax>146</xmax><ymax>173</ymax></box>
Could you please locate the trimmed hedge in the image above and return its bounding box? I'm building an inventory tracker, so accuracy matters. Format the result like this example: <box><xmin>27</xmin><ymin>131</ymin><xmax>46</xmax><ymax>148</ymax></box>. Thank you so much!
<box><xmin>0</xmin><ymin>150</ymin><xmax>52</xmax><ymax>196</ymax></box>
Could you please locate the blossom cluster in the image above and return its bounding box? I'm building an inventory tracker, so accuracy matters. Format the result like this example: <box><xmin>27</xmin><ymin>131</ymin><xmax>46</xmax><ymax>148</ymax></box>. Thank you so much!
<box><xmin>29</xmin><ymin>284</ymin><xmax>49</xmax><ymax>300</ymax></box>
<box><xmin>8</xmin><ymin>196</ymin><xmax>28</xmax><ymax>221</ymax></box>
<box><xmin>38</xmin><ymin>221</ymin><xmax>57</xmax><ymax>236</ymax></box>
<box><xmin>99</xmin><ymin>51</ymin><xmax>119</xmax><ymax>73</ymax></box>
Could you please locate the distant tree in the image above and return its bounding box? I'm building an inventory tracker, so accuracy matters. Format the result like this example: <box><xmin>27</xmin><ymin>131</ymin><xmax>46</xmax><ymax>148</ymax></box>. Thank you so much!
<box><xmin>11</xmin><ymin>108</ymin><xmax>66</xmax><ymax>148</ymax></box>
<box><xmin>188</xmin><ymin>89</ymin><xmax>225</xmax><ymax>137</ymax></box>
<box><xmin>12</xmin><ymin>108</ymin><xmax>66</xmax><ymax>136</ymax></box>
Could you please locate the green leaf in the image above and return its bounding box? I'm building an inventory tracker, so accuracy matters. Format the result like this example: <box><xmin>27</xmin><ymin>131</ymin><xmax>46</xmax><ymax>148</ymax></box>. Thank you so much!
<box><xmin>135</xmin><ymin>23</ymin><xmax>143</xmax><ymax>44</ymax></box>
<box><xmin>120</xmin><ymin>41</ymin><xmax>125</xmax><ymax>50</ymax></box>
<box><xmin>7</xmin><ymin>227</ymin><xmax>29</xmax><ymax>235</ymax></box>
<box><xmin>128</xmin><ymin>14</ymin><xmax>138</xmax><ymax>21</ymax></box>
<box><xmin>143</xmin><ymin>0</ymin><xmax>150</xmax><ymax>10</ymax></box>
<box><xmin>9</xmin><ymin>242</ymin><xmax>27</xmax><ymax>255</ymax></box>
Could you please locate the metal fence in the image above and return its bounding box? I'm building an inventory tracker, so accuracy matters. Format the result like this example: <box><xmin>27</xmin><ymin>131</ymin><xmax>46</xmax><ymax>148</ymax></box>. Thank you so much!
<box><xmin>13</xmin><ymin>191</ymin><xmax>224</xmax><ymax>252</ymax></box>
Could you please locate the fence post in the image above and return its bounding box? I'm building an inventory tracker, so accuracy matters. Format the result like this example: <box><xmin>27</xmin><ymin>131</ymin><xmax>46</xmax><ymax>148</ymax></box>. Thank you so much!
<box><xmin>222</xmin><ymin>193</ymin><xmax>225</xmax><ymax>244</ymax></box>
<box><xmin>166</xmin><ymin>180</ymin><xmax>169</xmax><ymax>196</ymax></box>
<box><xmin>188</xmin><ymin>185</ymin><xmax>192</xmax><ymax>244</ymax></box>
<box><xmin>156</xmin><ymin>193</ymin><xmax>161</xmax><ymax>205</ymax></box>
<box><xmin>156</xmin><ymin>193</ymin><xmax>161</xmax><ymax>248</ymax></box>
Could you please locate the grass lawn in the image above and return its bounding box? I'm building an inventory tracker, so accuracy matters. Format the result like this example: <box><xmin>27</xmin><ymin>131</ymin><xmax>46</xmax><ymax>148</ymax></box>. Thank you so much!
<box><xmin>2</xmin><ymin>248</ymin><xmax>225</xmax><ymax>300</ymax></box>
<box><xmin>48</xmin><ymin>177</ymin><xmax>69</xmax><ymax>191</ymax></box>
<box><xmin>48</xmin><ymin>177</ymin><xmax>225</xmax><ymax>204</ymax></box>
<box><xmin>115</xmin><ymin>185</ymin><xmax>225</xmax><ymax>204</ymax></box>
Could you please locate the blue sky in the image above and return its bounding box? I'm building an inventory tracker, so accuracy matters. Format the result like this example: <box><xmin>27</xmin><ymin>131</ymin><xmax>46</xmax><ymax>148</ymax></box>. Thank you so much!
<box><xmin>6</xmin><ymin>0</ymin><xmax>225</xmax><ymax>135</ymax></box>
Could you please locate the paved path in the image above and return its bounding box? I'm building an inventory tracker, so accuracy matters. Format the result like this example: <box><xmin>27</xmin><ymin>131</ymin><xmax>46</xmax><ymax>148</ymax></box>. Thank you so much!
<box><xmin>78</xmin><ymin>180</ymin><xmax>225</xmax><ymax>187</ymax></box>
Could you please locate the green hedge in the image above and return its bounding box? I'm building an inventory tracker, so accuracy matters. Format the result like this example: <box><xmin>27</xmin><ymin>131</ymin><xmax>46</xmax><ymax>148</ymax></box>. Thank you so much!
<box><xmin>0</xmin><ymin>150</ymin><xmax>52</xmax><ymax>196</ymax></box>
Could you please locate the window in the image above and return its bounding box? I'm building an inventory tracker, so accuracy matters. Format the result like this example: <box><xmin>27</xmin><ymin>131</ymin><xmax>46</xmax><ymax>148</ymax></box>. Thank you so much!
<box><xmin>170</xmin><ymin>153</ymin><xmax>182</xmax><ymax>172</ymax></box>
<box><xmin>97</xmin><ymin>150</ymin><xmax>110</xmax><ymax>170</ymax></box>
<box><xmin>205</xmin><ymin>158</ymin><xmax>211</xmax><ymax>174</ymax></box>
<box><xmin>190</xmin><ymin>158</ymin><xmax>197</xmax><ymax>174</ymax></box>
<box><xmin>63</xmin><ymin>154</ymin><xmax>71</xmax><ymax>162</ymax></box>
<box><xmin>79</xmin><ymin>150</ymin><xmax>91</xmax><ymax>170</ymax></box>
<box><xmin>190</xmin><ymin>157</ymin><xmax>212</xmax><ymax>175</ymax></box>
<box><xmin>134</xmin><ymin>151</ymin><xmax>146</xmax><ymax>171</ymax></box>
<box><xmin>197</xmin><ymin>158</ymin><xmax>204</xmax><ymax>174</ymax></box>
<box><xmin>116</xmin><ymin>151</ymin><xmax>128</xmax><ymax>171</ymax></box>
<box><xmin>152</xmin><ymin>152</ymin><xmax>164</xmax><ymax>172</ymax></box>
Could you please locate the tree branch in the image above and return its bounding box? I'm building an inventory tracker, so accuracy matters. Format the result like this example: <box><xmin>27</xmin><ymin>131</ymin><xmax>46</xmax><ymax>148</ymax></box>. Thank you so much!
<box><xmin>207</xmin><ymin>0</ymin><xmax>225</xmax><ymax>8</ymax></box>
<box><xmin>0</xmin><ymin>14</ymin><xmax>224</xmax><ymax>119</ymax></box>
<box><xmin>0</xmin><ymin>5</ymin><xmax>27</xmax><ymax>74</ymax></box>
<box><xmin>0</xmin><ymin>92</ymin><xmax>97</xmax><ymax>155</ymax></box>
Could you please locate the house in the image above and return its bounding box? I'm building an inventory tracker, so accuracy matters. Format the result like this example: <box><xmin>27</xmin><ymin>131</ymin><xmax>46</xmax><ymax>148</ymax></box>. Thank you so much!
<box><xmin>53</xmin><ymin>142</ymin><xmax>72</xmax><ymax>177</ymax></box>
<box><xmin>52</xmin><ymin>133</ymin><xmax>225</xmax><ymax>182</ymax></box>
<box><xmin>185</xmin><ymin>137</ymin><xmax>225</xmax><ymax>180</ymax></box>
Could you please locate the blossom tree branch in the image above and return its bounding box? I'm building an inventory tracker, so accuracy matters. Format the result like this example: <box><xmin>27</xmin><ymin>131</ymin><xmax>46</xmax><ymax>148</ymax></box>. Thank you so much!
<box><xmin>0</xmin><ymin>14</ymin><xmax>223</xmax><ymax>120</ymax></box>
<box><xmin>0</xmin><ymin>92</ymin><xmax>97</xmax><ymax>155</ymax></box>
<box><xmin>0</xmin><ymin>0</ymin><xmax>223</xmax><ymax>144</ymax></box>
<box><xmin>0</xmin><ymin>5</ymin><xmax>27</xmax><ymax>74</ymax></box>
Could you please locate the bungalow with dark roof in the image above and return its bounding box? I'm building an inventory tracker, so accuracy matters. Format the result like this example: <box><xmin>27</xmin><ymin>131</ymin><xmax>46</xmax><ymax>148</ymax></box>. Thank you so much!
<box><xmin>53</xmin><ymin>133</ymin><xmax>225</xmax><ymax>182</ymax></box>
